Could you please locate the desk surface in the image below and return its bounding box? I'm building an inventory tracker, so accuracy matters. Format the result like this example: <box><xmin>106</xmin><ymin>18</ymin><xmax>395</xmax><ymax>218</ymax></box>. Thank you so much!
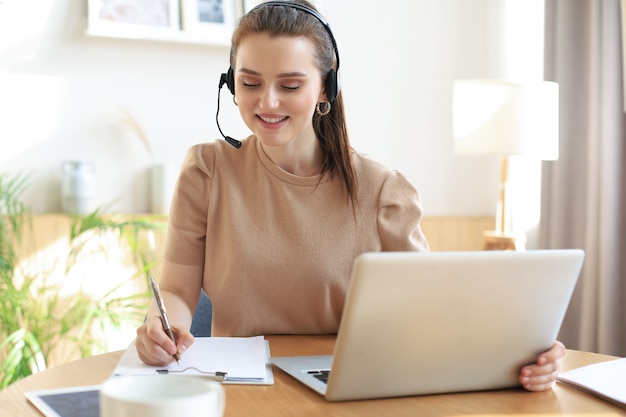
<box><xmin>1</xmin><ymin>335</ymin><xmax>624</xmax><ymax>417</ymax></box>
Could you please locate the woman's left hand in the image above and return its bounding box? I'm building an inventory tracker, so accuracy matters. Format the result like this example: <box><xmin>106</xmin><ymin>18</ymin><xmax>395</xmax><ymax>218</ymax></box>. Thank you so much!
<box><xmin>519</xmin><ymin>341</ymin><xmax>566</xmax><ymax>391</ymax></box>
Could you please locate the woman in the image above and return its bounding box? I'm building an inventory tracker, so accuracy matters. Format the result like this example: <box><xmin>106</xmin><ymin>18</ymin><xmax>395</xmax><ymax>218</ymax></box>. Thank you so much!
<box><xmin>135</xmin><ymin>0</ymin><xmax>564</xmax><ymax>392</ymax></box>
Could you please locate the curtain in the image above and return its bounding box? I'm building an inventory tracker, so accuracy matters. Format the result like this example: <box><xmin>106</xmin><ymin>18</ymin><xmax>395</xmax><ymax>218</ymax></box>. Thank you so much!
<box><xmin>541</xmin><ymin>0</ymin><xmax>626</xmax><ymax>356</ymax></box>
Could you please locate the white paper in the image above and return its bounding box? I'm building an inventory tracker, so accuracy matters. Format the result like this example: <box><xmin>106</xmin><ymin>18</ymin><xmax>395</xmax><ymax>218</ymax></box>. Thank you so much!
<box><xmin>558</xmin><ymin>357</ymin><xmax>626</xmax><ymax>406</ymax></box>
<box><xmin>114</xmin><ymin>336</ymin><xmax>271</xmax><ymax>383</ymax></box>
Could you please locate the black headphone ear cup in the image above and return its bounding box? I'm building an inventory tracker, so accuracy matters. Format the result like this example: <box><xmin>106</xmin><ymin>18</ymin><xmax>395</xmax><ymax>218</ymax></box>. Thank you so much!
<box><xmin>325</xmin><ymin>69</ymin><xmax>338</xmax><ymax>102</ymax></box>
<box><xmin>226</xmin><ymin>67</ymin><xmax>235</xmax><ymax>95</ymax></box>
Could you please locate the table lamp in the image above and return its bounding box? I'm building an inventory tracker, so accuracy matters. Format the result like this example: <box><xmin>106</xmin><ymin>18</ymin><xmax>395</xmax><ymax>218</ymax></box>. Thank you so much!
<box><xmin>452</xmin><ymin>79</ymin><xmax>559</xmax><ymax>250</ymax></box>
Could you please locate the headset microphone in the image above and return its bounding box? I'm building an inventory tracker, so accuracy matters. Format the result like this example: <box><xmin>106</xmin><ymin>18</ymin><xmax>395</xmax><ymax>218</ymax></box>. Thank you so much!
<box><xmin>216</xmin><ymin>74</ymin><xmax>242</xmax><ymax>149</ymax></box>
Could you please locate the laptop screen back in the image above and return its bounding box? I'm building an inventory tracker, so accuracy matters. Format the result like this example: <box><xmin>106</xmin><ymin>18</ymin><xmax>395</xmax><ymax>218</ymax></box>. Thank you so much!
<box><xmin>324</xmin><ymin>250</ymin><xmax>584</xmax><ymax>401</ymax></box>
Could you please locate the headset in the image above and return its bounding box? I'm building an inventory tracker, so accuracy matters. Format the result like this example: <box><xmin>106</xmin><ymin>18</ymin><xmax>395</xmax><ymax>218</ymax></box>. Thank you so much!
<box><xmin>217</xmin><ymin>1</ymin><xmax>341</xmax><ymax>148</ymax></box>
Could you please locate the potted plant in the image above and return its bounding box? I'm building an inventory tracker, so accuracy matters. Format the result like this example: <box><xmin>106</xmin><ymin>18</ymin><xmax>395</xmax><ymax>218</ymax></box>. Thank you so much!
<box><xmin>0</xmin><ymin>172</ymin><xmax>165</xmax><ymax>388</ymax></box>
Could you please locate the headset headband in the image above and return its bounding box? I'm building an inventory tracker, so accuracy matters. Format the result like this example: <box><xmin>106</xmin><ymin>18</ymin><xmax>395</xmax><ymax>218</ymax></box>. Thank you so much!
<box><xmin>250</xmin><ymin>1</ymin><xmax>340</xmax><ymax>71</ymax></box>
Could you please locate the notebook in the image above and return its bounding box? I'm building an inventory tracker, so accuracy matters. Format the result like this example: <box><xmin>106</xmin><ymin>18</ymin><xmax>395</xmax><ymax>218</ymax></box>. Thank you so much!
<box><xmin>112</xmin><ymin>336</ymin><xmax>274</xmax><ymax>385</ymax></box>
<box><xmin>557</xmin><ymin>357</ymin><xmax>626</xmax><ymax>407</ymax></box>
<box><xmin>271</xmin><ymin>249</ymin><xmax>585</xmax><ymax>401</ymax></box>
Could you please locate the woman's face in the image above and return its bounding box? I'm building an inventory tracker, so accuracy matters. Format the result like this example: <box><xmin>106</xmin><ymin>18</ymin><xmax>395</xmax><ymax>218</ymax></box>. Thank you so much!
<box><xmin>233</xmin><ymin>32</ymin><xmax>325</xmax><ymax>150</ymax></box>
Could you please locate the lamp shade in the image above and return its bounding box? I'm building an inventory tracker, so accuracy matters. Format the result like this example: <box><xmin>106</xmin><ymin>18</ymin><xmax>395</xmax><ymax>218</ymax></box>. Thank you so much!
<box><xmin>452</xmin><ymin>79</ymin><xmax>559</xmax><ymax>160</ymax></box>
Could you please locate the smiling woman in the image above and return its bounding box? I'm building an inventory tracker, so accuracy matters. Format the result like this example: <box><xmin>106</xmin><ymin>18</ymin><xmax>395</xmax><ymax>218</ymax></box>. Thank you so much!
<box><xmin>234</xmin><ymin>33</ymin><xmax>325</xmax><ymax>171</ymax></box>
<box><xmin>134</xmin><ymin>0</ymin><xmax>430</xmax><ymax>366</ymax></box>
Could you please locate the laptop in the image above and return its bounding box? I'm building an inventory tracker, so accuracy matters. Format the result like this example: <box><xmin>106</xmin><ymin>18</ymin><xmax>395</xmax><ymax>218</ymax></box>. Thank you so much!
<box><xmin>271</xmin><ymin>249</ymin><xmax>584</xmax><ymax>401</ymax></box>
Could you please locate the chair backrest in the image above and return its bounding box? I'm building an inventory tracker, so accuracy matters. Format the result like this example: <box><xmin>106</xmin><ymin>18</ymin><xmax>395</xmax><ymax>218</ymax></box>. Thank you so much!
<box><xmin>190</xmin><ymin>291</ymin><xmax>212</xmax><ymax>337</ymax></box>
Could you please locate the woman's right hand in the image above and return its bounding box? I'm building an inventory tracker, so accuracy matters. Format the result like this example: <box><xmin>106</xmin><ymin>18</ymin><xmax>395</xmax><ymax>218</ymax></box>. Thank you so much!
<box><xmin>135</xmin><ymin>315</ymin><xmax>195</xmax><ymax>366</ymax></box>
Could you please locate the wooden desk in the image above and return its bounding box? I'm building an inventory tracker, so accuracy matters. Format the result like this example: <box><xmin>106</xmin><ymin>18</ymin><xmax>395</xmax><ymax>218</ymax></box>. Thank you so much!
<box><xmin>1</xmin><ymin>335</ymin><xmax>624</xmax><ymax>417</ymax></box>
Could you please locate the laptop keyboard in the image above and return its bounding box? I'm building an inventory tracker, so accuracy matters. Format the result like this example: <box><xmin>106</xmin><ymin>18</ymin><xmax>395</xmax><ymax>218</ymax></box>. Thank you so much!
<box><xmin>308</xmin><ymin>370</ymin><xmax>330</xmax><ymax>384</ymax></box>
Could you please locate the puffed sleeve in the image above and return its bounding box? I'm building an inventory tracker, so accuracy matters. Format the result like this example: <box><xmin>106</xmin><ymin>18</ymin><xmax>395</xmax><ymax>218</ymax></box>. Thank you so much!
<box><xmin>164</xmin><ymin>144</ymin><xmax>214</xmax><ymax>265</ymax></box>
<box><xmin>377</xmin><ymin>171</ymin><xmax>430</xmax><ymax>252</ymax></box>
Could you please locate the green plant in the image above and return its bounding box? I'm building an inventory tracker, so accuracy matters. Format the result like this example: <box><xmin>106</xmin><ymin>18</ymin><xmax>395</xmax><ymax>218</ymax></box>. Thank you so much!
<box><xmin>0</xmin><ymin>172</ymin><xmax>165</xmax><ymax>388</ymax></box>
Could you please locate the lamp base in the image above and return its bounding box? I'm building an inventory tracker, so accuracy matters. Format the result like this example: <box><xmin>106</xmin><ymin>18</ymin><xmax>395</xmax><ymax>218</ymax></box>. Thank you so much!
<box><xmin>482</xmin><ymin>231</ymin><xmax>526</xmax><ymax>251</ymax></box>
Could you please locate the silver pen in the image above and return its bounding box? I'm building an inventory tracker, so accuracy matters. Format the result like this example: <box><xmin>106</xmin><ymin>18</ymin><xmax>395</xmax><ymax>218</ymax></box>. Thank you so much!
<box><xmin>149</xmin><ymin>276</ymin><xmax>181</xmax><ymax>365</ymax></box>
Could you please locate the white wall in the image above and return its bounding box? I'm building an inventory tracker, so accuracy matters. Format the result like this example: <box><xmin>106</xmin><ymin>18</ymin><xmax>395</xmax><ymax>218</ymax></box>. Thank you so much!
<box><xmin>322</xmin><ymin>0</ymin><xmax>503</xmax><ymax>216</ymax></box>
<box><xmin>1</xmin><ymin>0</ymin><xmax>509</xmax><ymax>216</ymax></box>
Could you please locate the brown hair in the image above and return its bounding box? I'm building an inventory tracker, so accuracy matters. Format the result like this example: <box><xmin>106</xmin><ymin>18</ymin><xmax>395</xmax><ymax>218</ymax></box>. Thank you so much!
<box><xmin>230</xmin><ymin>0</ymin><xmax>358</xmax><ymax>206</ymax></box>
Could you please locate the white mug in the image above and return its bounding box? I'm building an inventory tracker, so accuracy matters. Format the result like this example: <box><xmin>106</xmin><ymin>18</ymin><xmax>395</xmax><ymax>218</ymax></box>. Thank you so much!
<box><xmin>100</xmin><ymin>375</ymin><xmax>225</xmax><ymax>417</ymax></box>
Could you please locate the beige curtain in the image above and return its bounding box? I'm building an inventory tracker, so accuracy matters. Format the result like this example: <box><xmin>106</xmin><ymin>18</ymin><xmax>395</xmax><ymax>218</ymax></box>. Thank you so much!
<box><xmin>542</xmin><ymin>0</ymin><xmax>626</xmax><ymax>356</ymax></box>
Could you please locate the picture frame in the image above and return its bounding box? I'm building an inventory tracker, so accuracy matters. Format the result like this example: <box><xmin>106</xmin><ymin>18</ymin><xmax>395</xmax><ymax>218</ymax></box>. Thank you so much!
<box><xmin>87</xmin><ymin>0</ymin><xmax>180</xmax><ymax>38</ymax></box>
<box><xmin>180</xmin><ymin>0</ymin><xmax>244</xmax><ymax>46</ymax></box>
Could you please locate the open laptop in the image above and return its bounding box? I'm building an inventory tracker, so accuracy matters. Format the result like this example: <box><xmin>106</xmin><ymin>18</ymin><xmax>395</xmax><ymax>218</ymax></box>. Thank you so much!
<box><xmin>271</xmin><ymin>249</ymin><xmax>584</xmax><ymax>401</ymax></box>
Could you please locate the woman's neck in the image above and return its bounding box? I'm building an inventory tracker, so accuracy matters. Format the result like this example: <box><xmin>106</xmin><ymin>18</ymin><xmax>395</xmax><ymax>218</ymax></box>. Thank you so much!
<box><xmin>260</xmin><ymin>134</ymin><xmax>322</xmax><ymax>177</ymax></box>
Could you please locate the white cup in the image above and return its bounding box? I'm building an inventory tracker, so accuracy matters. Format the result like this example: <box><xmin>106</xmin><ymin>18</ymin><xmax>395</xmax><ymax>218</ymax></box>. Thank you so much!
<box><xmin>100</xmin><ymin>375</ymin><xmax>225</xmax><ymax>417</ymax></box>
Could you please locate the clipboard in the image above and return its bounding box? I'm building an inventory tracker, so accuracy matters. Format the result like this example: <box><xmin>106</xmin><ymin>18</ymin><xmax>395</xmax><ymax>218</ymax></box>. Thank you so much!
<box><xmin>113</xmin><ymin>335</ymin><xmax>274</xmax><ymax>385</ymax></box>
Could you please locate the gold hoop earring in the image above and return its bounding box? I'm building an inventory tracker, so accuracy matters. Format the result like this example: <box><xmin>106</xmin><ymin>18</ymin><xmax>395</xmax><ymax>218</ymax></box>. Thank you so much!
<box><xmin>233</xmin><ymin>96</ymin><xmax>239</xmax><ymax>106</ymax></box>
<box><xmin>316</xmin><ymin>102</ymin><xmax>331</xmax><ymax>116</ymax></box>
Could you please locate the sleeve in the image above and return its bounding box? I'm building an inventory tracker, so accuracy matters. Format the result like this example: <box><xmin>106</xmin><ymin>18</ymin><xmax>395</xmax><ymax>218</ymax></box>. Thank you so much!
<box><xmin>377</xmin><ymin>171</ymin><xmax>430</xmax><ymax>252</ymax></box>
<box><xmin>163</xmin><ymin>144</ymin><xmax>214</xmax><ymax>265</ymax></box>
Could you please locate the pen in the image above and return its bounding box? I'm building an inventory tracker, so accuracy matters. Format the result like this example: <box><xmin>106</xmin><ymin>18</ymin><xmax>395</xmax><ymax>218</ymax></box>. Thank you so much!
<box><xmin>149</xmin><ymin>276</ymin><xmax>181</xmax><ymax>365</ymax></box>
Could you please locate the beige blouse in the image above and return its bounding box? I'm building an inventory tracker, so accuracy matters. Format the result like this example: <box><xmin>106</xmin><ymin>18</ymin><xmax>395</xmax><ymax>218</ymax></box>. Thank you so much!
<box><xmin>164</xmin><ymin>136</ymin><xmax>429</xmax><ymax>336</ymax></box>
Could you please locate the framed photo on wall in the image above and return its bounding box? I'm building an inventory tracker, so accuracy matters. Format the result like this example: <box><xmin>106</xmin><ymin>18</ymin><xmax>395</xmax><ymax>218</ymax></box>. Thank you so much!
<box><xmin>180</xmin><ymin>0</ymin><xmax>244</xmax><ymax>46</ymax></box>
<box><xmin>87</xmin><ymin>0</ymin><xmax>180</xmax><ymax>37</ymax></box>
